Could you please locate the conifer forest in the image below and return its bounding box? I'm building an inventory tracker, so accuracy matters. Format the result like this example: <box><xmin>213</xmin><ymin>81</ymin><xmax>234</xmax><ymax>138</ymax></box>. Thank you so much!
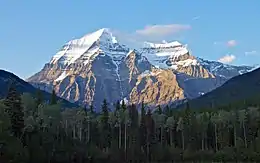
<box><xmin>2</xmin><ymin>86</ymin><xmax>260</xmax><ymax>162</ymax></box>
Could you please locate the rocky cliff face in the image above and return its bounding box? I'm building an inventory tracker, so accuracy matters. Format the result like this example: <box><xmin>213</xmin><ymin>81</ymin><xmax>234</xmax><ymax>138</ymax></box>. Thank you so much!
<box><xmin>27</xmin><ymin>28</ymin><xmax>255</xmax><ymax>110</ymax></box>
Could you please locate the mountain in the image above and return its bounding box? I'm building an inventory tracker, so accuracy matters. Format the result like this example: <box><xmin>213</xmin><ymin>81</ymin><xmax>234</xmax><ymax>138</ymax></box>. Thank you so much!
<box><xmin>27</xmin><ymin>28</ymin><xmax>255</xmax><ymax>109</ymax></box>
<box><xmin>180</xmin><ymin>67</ymin><xmax>260</xmax><ymax>109</ymax></box>
<box><xmin>0</xmin><ymin>69</ymin><xmax>76</xmax><ymax>107</ymax></box>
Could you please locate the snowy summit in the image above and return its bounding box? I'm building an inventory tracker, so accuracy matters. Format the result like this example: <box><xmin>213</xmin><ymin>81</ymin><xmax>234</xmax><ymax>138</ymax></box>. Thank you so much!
<box><xmin>50</xmin><ymin>28</ymin><xmax>129</xmax><ymax>66</ymax></box>
<box><xmin>141</xmin><ymin>40</ymin><xmax>194</xmax><ymax>69</ymax></box>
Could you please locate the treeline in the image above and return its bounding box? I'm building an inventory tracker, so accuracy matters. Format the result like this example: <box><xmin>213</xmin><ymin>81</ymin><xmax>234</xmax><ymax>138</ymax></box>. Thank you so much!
<box><xmin>1</xmin><ymin>86</ymin><xmax>260</xmax><ymax>162</ymax></box>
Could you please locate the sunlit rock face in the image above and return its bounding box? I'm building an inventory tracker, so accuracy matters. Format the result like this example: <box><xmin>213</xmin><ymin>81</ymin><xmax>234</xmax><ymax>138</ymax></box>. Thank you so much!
<box><xmin>27</xmin><ymin>28</ymin><xmax>255</xmax><ymax>110</ymax></box>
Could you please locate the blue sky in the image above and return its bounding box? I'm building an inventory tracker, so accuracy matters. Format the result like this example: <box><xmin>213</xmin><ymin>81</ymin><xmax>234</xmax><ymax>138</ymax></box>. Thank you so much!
<box><xmin>0</xmin><ymin>0</ymin><xmax>259</xmax><ymax>79</ymax></box>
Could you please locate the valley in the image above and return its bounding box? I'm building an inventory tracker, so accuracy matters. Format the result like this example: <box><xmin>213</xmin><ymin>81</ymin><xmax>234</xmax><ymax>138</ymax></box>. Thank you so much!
<box><xmin>1</xmin><ymin>1</ymin><xmax>259</xmax><ymax>161</ymax></box>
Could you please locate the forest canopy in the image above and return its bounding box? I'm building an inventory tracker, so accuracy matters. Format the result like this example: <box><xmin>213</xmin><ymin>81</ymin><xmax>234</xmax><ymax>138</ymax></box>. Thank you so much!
<box><xmin>1</xmin><ymin>86</ymin><xmax>260</xmax><ymax>162</ymax></box>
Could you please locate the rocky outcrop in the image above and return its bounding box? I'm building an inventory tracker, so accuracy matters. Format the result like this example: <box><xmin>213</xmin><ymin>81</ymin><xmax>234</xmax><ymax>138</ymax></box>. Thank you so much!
<box><xmin>130</xmin><ymin>69</ymin><xmax>185</xmax><ymax>105</ymax></box>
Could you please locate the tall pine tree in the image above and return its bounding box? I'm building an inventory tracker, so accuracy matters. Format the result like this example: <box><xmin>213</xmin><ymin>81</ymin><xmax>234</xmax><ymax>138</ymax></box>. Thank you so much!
<box><xmin>50</xmin><ymin>89</ymin><xmax>57</xmax><ymax>105</ymax></box>
<box><xmin>145</xmin><ymin>109</ymin><xmax>155</xmax><ymax>162</ymax></box>
<box><xmin>121</xmin><ymin>99</ymin><xmax>126</xmax><ymax>111</ymax></box>
<box><xmin>139</xmin><ymin>102</ymin><xmax>146</xmax><ymax>152</ymax></box>
<box><xmin>4</xmin><ymin>84</ymin><xmax>24</xmax><ymax>138</ymax></box>
<box><xmin>101</xmin><ymin>99</ymin><xmax>110</xmax><ymax>149</ymax></box>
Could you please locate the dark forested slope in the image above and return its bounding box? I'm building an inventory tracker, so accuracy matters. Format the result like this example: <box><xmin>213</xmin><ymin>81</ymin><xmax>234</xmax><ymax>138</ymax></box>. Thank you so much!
<box><xmin>181</xmin><ymin>67</ymin><xmax>260</xmax><ymax>109</ymax></box>
<box><xmin>0</xmin><ymin>69</ymin><xmax>76</xmax><ymax>107</ymax></box>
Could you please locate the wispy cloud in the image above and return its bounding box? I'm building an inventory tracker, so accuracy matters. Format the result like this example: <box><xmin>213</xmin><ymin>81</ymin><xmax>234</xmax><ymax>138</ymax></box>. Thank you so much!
<box><xmin>112</xmin><ymin>24</ymin><xmax>191</xmax><ymax>48</ymax></box>
<box><xmin>214</xmin><ymin>40</ymin><xmax>238</xmax><ymax>47</ymax></box>
<box><xmin>192</xmin><ymin>16</ymin><xmax>200</xmax><ymax>20</ymax></box>
<box><xmin>135</xmin><ymin>24</ymin><xmax>191</xmax><ymax>37</ymax></box>
<box><xmin>218</xmin><ymin>54</ymin><xmax>236</xmax><ymax>63</ymax></box>
<box><xmin>226</xmin><ymin>40</ymin><xmax>237</xmax><ymax>47</ymax></box>
<box><xmin>245</xmin><ymin>50</ymin><xmax>257</xmax><ymax>56</ymax></box>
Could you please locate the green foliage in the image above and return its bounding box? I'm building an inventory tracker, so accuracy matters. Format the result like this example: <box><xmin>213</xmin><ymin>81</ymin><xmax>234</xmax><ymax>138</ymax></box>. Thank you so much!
<box><xmin>4</xmin><ymin>85</ymin><xmax>24</xmax><ymax>138</ymax></box>
<box><xmin>35</xmin><ymin>89</ymin><xmax>44</xmax><ymax>106</ymax></box>
<box><xmin>0</xmin><ymin>100</ymin><xmax>10</xmax><ymax>133</ymax></box>
<box><xmin>2</xmin><ymin>92</ymin><xmax>260</xmax><ymax>162</ymax></box>
<box><xmin>21</xmin><ymin>93</ymin><xmax>37</xmax><ymax>118</ymax></box>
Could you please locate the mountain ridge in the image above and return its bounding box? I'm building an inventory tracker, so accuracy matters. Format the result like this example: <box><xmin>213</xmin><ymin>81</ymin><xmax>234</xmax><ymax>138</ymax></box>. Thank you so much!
<box><xmin>27</xmin><ymin>28</ymin><xmax>255</xmax><ymax>109</ymax></box>
<box><xmin>178</xmin><ymin>67</ymin><xmax>260</xmax><ymax>110</ymax></box>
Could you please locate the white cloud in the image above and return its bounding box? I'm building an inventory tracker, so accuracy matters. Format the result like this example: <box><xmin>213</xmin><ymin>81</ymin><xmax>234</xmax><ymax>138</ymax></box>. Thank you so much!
<box><xmin>245</xmin><ymin>50</ymin><xmax>257</xmax><ymax>56</ymax></box>
<box><xmin>218</xmin><ymin>54</ymin><xmax>236</xmax><ymax>63</ymax></box>
<box><xmin>135</xmin><ymin>24</ymin><xmax>191</xmax><ymax>37</ymax></box>
<box><xmin>214</xmin><ymin>40</ymin><xmax>238</xmax><ymax>47</ymax></box>
<box><xmin>227</xmin><ymin>40</ymin><xmax>237</xmax><ymax>47</ymax></box>
<box><xmin>110</xmin><ymin>30</ymin><xmax>143</xmax><ymax>48</ymax></box>
<box><xmin>112</xmin><ymin>24</ymin><xmax>190</xmax><ymax>48</ymax></box>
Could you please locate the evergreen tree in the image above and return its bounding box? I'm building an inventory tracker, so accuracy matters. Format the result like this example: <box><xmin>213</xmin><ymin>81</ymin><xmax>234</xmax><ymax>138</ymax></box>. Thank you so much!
<box><xmin>35</xmin><ymin>89</ymin><xmax>44</xmax><ymax>106</ymax></box>
<box><xmin>89</xmin><ymin>104</ymin><xmax>94</xmax><ymax>114</ymax></box>
<box><xmin>50</xmin><ymin>89</ymin><xmax>57</xmax><ymax>105</ymax></box>
<box><xmin>0</xmin><ymin>100</ymin><xmax>10</xmax><ymax>134</ymax></box>
<box><xmin>164</xmin><ymin>105</ymin><xmax>172</xmax><ymax>117</ymax></box>
<box><xmin>145</xmin><ymin>109</ymin><xmax>155</xmax><ymax>162</ymax></box>
<box><xmin>101</xmin><ymin>99</ymin><xmax>109</xmax><ymax>117</ymax></box>
<box><xmin>121</xmin><ymin>99</ymin><xmax>126</xmax><ymax>111</ymax></box>
<box><xmin>101</xmin><ymin>99</ymin><xmax>110</xmax><ymax>149</ymax></box>
<box><xmin>139</xmin><ymin>102</ymin><xmax>147</xmax><ymax>152</ymax></box>
<box><xmin>128</xmin><ymin>104</ymin><xmax>141</xmax><ymax>162</ymax></box>
<box><xmin>3</xmin><ymin>85</ymin><xmax>260</xmax><ymax>162</ymax></box>
<box><xmin>4</xmin><ymin>84</ymin><xmax>24</xmax><ymax>138</ymax></box>
<box><xmin>157</xmin><ymin>105</ymin><xmax>162</xmax><ymax>114</ymax></box>
<box><xmin>183</xmin><ymin>102</ymin><xmax>196</xmax><ymax>150</ymax></box>
<box><xmin>115</xmin><ymin>100</ymin><xmax>121</xmax><ymax>111</ymax></box>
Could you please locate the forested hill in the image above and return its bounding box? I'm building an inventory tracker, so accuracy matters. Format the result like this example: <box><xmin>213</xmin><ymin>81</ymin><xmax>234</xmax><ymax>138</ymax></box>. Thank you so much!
<box><xmin>0</xmin><ymin>69</ymin><xmax>76</xmax><ymax>107</ymax></box>
<box><xmin>179</xmin><ymin>67</ymin><xmax>260</xmax><ymax>110</ymax></box>
<box><xmin>2</xmin><ymin>82</ymin><xmax>260</xmax><ymax>162</ymax></box>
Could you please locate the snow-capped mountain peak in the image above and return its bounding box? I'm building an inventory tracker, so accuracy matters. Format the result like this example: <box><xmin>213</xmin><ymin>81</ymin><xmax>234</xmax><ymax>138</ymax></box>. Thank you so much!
<box><xmin>70</xmin><ymin>28</ymin><xmax>117</xmax><ymax>45</ymax></box>
<box><xmin>50</xmin><ymin>28</ymin><xmax>129</xmax><ymax>66</ymax></box>
<box><xmin>28</xmin><ymin>27</ymin><xmax>256</xmax><ymax>110</ymax></box>
<box><xmin>81</xmin><ymin>28</ymin><xmax>118</xmax><ymax>44</ymax></box>
<box><xmin>141</xmin><ymin>40</ymin><xmax>196</xmax><ymax>69</ymax></box>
